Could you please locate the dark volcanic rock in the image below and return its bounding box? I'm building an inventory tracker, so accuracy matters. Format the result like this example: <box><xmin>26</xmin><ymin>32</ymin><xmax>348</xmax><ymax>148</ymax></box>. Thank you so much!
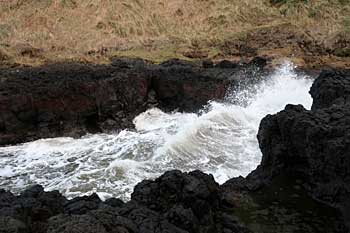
<box><xmin>248</xmin><ymin>57</ymin><xmax>267</xmax><ymax>68</ymax></box>
<box><xmin>0</xmin><ymin>62</ymin><xmax>149</xmax><ymax>145</ymax></box>
<box><xmin>0</xmin><ymin>185</ymin><xmax>67</xmax><ymax>233</ymax></box>
<box><xmin>231</xmin><ymin>69</ymin><xmax>350</xmax><ymax>231</ymax></box>
<box><xmin>132</xmin><ymin>170</ymin><xmax>220</xmax><ymax>232</ymax></box>
<box><xmin>253</xmin><ymin>103</ymin><xmax>350</xmax><ymax>225</ymax></box>
<box><xmin>0</xmin><ymin>171</ymin><xmax>251</xmax><ymax>233</ymax></box>
<box><xmin>47</xmin><ymin>214</ymin><xmax>108</xmax><ymax>233</ymax></box>
<box><xmin>256</xmin><ymin>82</ymin><xmax>350</xmax><ymax>207</ymax></box>
<box><xmin>1</xmin><ymin>66</ymin><xmax>350</xmax><ymax>232</ymax></box>
<box><xmin>64</xmin><ymin>193</ymin><xmax>102</xmax><ymax>215</ymax></box>
<box><xmin>215</xmin><ymin>60</ymin><xmax>238</xmax><ymax>69</ymax></box>
<box><xmin>310</xmin><ymin>69</ymin><xmax>350</xmax><ymax>110</ymax></box>
<box><xmin>0</xmin><ymin>58</ymin><xmax>265</xmax><ymax>146</ymax></box>
<box><xmin>0</xmin><ymin>216</ymin><xmax>27</xmax><ymax>233</ymax></box>
<box><xmin>218</xmin><ymin>69</ymin><xmax>350</xmax><ymax>232</ymax></box>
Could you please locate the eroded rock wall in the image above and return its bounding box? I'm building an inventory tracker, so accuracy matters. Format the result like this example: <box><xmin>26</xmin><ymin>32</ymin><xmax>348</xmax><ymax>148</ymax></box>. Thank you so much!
<box><xmin>0</xmin><ymin>58</ymin><xmax>262</xmax><ymax>145</ymax></box>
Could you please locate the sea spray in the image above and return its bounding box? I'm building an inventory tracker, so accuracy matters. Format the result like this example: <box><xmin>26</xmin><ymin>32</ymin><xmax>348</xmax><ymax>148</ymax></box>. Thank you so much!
<box><xmin>0</xmin><ymin>63</ymin><xmax>313</xmax><ymax>201</ymax></box>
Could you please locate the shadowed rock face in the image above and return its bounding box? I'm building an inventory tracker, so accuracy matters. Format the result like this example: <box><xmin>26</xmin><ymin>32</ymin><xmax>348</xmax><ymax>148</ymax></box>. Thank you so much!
<box><xmin>310</xmin><ymin>69</ymin><xmax>350</xmax><ymax>110</ymax></box>
<box><xmin>257</xmin><ymin>104</ymin><xmax>350</xmax><ymax>204</ymax></box>
<box><xmin>0</xmin><ymin>171</ymin><xmax>347</xmax><ymax>233</ymax></box>
<box><xmin>0</xmin><ymin>58</ymin><xmax>266</xmax><ymax>146</ymax></box>
<box><xmin>0</xmin><ymin>172</ymin><xmax>251</xmax><ymax>233</ymax></box>
<box><xmin>236</xmin><ymin>69</ymin><xmax>350</xmax><ymax>230</ymax></box>
<box><xmin>253</xmin><ymin>70</ymin><xmax>350</xmax><ymax>207</ymax></box>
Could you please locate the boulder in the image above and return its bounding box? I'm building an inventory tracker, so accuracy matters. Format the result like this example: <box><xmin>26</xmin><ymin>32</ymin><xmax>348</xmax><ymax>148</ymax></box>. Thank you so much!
<box><xmin>310</xmin><ymin>69</ymin><xmax>350</xmax><ymax>110</ymax></box>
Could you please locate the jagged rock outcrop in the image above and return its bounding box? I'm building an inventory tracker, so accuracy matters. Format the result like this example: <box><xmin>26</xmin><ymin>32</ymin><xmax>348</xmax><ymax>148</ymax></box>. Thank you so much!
<box><xmin>256</xmin><ymin>103</ymin><xmax>350</xmax><ymax>204</ymax></box>
<box><xmin>225</xmin><ymin>69</ymin><xmax>350</xmax><ymax>231</ymax></box>
<box><xmin>0</xmin><ymin>171</ymin><xmax>251</xmax><ymax>233</ymax></box>
<box><xmin>251</xmin><ymin>70</ymin><xmax>350</xmax><ymax>207</ymax></box>
<box><xmin>309</xmin><ymin>69</ymin><xmax>350</xmax><ymax>110</ymax></box>
<box><xmin>0</xmin><ymin>58</ymin><xmax>266</xmax><ymax>146</ymax></box>
<box><xmin>131</xmin><ymin>170</ymin><xmax>220</xmax><ymax>232</ymax></box>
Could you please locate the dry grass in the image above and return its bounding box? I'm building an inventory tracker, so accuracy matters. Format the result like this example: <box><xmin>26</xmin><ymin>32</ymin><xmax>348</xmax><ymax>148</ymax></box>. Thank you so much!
<box><xmin>0</xmin><ymin>0</ymin><xmax>349</xmax><ymax>66</ymax></box>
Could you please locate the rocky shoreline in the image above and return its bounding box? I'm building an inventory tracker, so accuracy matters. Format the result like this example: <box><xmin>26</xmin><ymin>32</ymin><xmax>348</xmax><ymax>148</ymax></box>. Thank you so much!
<box><xmin>0</xmin><ymin>57</ymin><xmax>267</xmax><ymax>146</ymax></box>
<box><xmin>0</xmin><ymin>65</ymin><xmax>349</xmax><ymax>232</ymax></box>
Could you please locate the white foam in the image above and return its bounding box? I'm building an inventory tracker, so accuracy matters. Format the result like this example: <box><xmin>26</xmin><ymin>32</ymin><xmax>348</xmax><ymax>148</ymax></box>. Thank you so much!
<box><xmin>0</xmin><ymin>62</ymin><xmax>313</xmax><ymax>201</ymax></box>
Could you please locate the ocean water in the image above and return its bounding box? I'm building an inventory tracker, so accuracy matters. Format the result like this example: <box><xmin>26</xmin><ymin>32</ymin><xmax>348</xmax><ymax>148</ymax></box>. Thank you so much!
<box><xmin>0</xmin><ymin>63</ymin><xmax>313</xmax><ymax>201</ymax></box>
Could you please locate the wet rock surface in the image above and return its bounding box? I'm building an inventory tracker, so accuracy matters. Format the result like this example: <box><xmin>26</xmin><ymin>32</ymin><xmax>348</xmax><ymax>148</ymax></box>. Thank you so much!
<box><xmin>310</xmin><ymin>69</ymin><xmax>350</xmax><ymax>110</ymax></box>
<box><xmin>0</xmin><ymin>58</ymin><xmax>266</xmax><ymax>146</ymax></box>
<box><xmin>0</xmin><ymin>171</ymin><xmax>251</xmax><ymax>233</ymax></box>
<box><xmin>0</xmin><ymin>171</ymin><xmax>347</xmax><ymax>233</ymax></box>
<box><xmin>254</xmin><ymin>70</ymin><xmax>350</xmax><ymax>208</ymax></box>
<box><xmin>231</xmin><ymin>68</ymin><xmax>350</xmax><ymax>231</ymax></box>
<box><xmin>1</xmin><ymin>68</ymin><xmax>350</xmax><ymax>232</ymax></box>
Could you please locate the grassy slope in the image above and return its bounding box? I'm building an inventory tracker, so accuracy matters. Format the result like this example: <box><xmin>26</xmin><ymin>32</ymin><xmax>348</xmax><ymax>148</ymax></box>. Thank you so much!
<box><xmin>0</xmin><ymin>0</ymin><xmax>349</xmax><ymax>67</ymax></box>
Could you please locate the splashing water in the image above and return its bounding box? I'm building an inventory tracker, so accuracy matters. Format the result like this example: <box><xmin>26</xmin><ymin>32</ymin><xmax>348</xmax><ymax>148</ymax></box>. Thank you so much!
<box><xmin>0</xmin><ymin>63</ymin><xmax>313</xmax><ymax>201</ymax></box>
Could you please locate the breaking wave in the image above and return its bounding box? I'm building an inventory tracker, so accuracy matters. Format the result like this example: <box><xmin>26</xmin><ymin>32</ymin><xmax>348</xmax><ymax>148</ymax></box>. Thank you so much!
<box><xmin>0</xmin><ymin>63</ymin><xmax>313</xmax><ymax>201</ymax></box>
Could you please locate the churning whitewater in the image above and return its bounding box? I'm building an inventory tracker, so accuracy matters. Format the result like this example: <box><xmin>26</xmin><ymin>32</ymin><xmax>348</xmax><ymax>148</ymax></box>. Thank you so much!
<box><xmin>0</xmin><ymin>63</ymin><xmax>313</xmax><ymax>201</ymax></box>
